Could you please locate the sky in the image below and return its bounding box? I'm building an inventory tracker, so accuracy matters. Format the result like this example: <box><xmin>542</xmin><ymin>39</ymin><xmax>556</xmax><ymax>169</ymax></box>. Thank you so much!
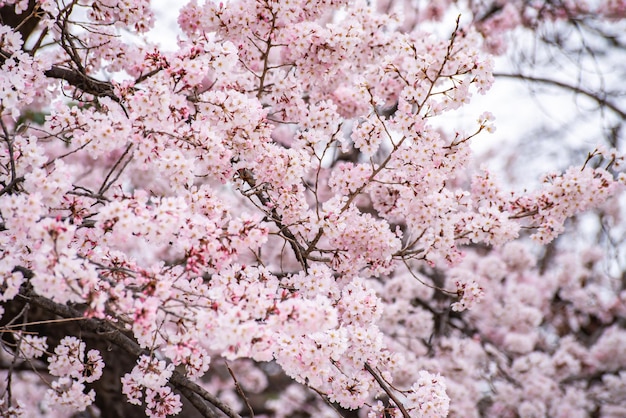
<box><xmin>143</xmin><ymin>0</ymin><xmax>623</xmax><ymax>193</ymax></box>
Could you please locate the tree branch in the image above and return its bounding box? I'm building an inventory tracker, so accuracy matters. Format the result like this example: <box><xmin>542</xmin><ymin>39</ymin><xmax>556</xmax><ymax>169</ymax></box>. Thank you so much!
<box><xmin>0</xmin><ymin>46</ymin><xmax>119</xmax><ymax>102</ymax></box>
<box><xmin>494</xmin><ymin>72</ymin><xmax>626</xmax><ymax>120</ymax></box>
<box><xmin>21</xmin><ymin>289</ymin><xmax>242</xmax><ymax>418</ymax></box>
<box><xmin>364</xmin><ymin>363</ymin><xmax>410</xmax><ymax>418</ymax></box>
<box><xmin>44</xmin><ymin>65</ymin><xmax>117</xmax><ymax>101</ymax></box>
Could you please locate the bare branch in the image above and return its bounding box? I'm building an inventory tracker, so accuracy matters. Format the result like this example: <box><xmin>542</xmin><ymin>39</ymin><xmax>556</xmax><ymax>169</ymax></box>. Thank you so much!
<box><xmin>225</xmin><ymin>361</ymin><xmax>255</xmax><ymax>418</ymax></box>
<box><xmin>494</xmin><ymin>72</ymin><xmax>626</xmax><ymax>120</ymax></box>
<box><xmin>364</xmin><ymin>363</ymin><xmax>410</xmax><ymax>418</ymax></box>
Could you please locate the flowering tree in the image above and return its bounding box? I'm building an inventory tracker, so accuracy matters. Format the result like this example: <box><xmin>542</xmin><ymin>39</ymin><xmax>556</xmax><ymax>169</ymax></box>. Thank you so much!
<box><xmin>0</xmin><ymin>0</ymin><xmax>625</xmax><ymax>417</ymax></box>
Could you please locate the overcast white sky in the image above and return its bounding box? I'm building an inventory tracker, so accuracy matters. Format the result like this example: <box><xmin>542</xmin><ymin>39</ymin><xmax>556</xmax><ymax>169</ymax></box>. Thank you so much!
<box><xmin>144</xmin><ymin>1</ymin><xmax>620</xmax><ymax>192</ymax></box>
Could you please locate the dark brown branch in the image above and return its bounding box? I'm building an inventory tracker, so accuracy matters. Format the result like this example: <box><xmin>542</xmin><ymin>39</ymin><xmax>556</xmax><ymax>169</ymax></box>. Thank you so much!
<box><xmin>364</xmin><ymin>363</ymin><xmax>410</xmax><ymax>418</ymax></box>
<box><xmin>170</xmin><ymin>371</ymin><xmax>242</xmax><ymax>418</ymax></box>
<box><xmin>97</xmin><ymin>143</ymin><xmax>134</xmax><ymax>196</ymax></box>
<box><xmin>225</xmin><ymin>361</ymin><xmax>255</xmax><ymax>418</ymax></box>
<box><xmin>173</xmin><ymin>385</ymin><xmax>221</xmax><ymax>418</ymax></box>
<box><xmin>237</xmin><ymin>168</ymin><xmax>309</xmax><ymax>270</ymax></box>
<box><xmin>0</xmin><ymin>360</ymin><xmax>47</xmax><ymax>373</ymax></box>
<box><xmin>44</xmin><ymin>65</ymin><xmax>117</xmax><ymax>101</ymax></box>
<box><xmin>21</xmin><ymin>290</ymin><xmax>242</xmax><ymax>418</ymax></box>
<box><xmin>0</xmin><ymin>117</ymin><xmax>19</xmax><ymax>196</ymax></box>
<box><xmin>0</xmin><ymin>48</ymin><xmax>119</xmax><ymax>103</ymax></box>
<box><xmin>0</xmin><ymin>1</ymin><xmax>41</xmax><ymax>43</ymax></box>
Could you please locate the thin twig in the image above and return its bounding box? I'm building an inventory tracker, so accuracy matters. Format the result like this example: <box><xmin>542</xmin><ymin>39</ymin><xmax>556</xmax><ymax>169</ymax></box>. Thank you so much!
<box><xmin>225</xmin><ymin>361</ymin><xmax>255</xmax><ymax>418</ymax></box>
<box><xmin>494</xmin><ymin>72</ymin><xmax>626</xmax><ymax>120</ymax></box>
<box><xmin>97</xmin><ymin>143</ymin><xmax>133</xmax><ymax>196</ymax></box>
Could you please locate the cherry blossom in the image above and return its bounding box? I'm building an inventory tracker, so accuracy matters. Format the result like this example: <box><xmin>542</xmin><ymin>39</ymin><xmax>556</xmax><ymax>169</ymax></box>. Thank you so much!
<box><xmin>0</xmin><ymin>0</ymin><xmax>625</xmax><ymax>417</ymax></box>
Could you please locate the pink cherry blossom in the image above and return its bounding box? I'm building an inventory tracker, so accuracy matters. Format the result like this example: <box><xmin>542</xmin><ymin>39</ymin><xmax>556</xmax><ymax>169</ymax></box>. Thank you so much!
<box><xmin>0</xmin><ymin>0</ymin><xmax>625</xmax><ymax>416</ymax></box>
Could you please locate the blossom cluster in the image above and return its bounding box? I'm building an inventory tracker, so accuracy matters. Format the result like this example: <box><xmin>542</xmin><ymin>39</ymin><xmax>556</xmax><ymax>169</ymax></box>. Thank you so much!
<box><xmin>44</xmin><ymin>337</ymin><xmax>104</xmax><ymax>414</ymax></box>
<box><xmin>0</xmin><ymin>0</ymin><xmax>624</xmax><ymax>417</ymax></box>
<box><xmin>121</xmin><ymin>356</ymin><xmax>182</xmax><ymax>418</ymax></box>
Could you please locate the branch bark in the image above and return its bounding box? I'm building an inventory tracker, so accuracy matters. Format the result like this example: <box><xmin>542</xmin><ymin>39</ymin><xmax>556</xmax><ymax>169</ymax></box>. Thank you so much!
<box><xmin>364</xmin><ymin>363</ymin><xmax>410</xmax><ymax>418</ymax></box>
<box><xmin>44</xmin><ymin>65</ymin><xmax>117</xmax><ymax>101</ymax></box>
<box><xmin>16</xmin><ymin>288</ymin><xmax>242</xmax><ymax>418</ymax></box>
